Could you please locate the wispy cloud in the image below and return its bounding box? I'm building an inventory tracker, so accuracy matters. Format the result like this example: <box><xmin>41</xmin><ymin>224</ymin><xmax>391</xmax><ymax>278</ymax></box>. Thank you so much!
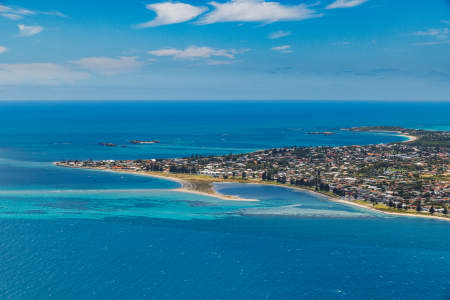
<box><xmin>0</xmin><ymin>4</ymin><xmax>34</xmax><ymax>20</ymax></box>
<box><xmin>71</xmin><ymin>56</ymin><xmax>144</xmax><ymax>75</ymax></box>
<box><xmin>135</xmin><ymin>0</ymin><xmax>320</xmax><ymax>27</ymax></box>
<box><xmin>18</xmin><ymin>24</ymin><xmax>44</xmax><ymax>37</ymax></box>
<box><xmin>326</xmin><ymin>0</ymin><xmax>368</xmax><ymax>9</ymax></box>
<box><xmin>1</xmin><ymin>13</ymin><xmax>24</xmax><ymax>20</ymax></box>
<box><xmin>41</xmin><ymin>11</ymin><xmax>68</xmax><ymax>18</ymax></box>
<box><xmin>413</xmin><ymin>28</ymin><xmax>449</xmax><ymax>46</ymax></box>
<box><xmin>0</xmin><ymin>46</ymin><xmax>7</xmax><ymax>54</ymax></box>
<box><xmin>0</xmin><ymin>63</ymin><xmax>89</xmax><ymax>85</ymax></box>
<box><xmin>0</xmin><ymin>4</ymin><xmax>65</xmax><ymax>20</ymax></box>
<box><xmin>414</xmin><ymin>28</ymin><xmax>449</xmax><ymax>40</ymax></box>
<box><xmin>271</xmin><ymin>45</ymin><xmax>292</xmax><ymax>53</ymax></box>
<box><xmin>441</xmin><ymin>20</ymin><xmax>450</xmax><ymax>25</ymax></box>
<box><xmin>136</xmin><ymin>2</ymin><xmax>207</xmax><ymax>28</ymax></box>
<box><xmin>268</xmin><ymin>30</ymin><xmax>291</xmax><ymax>39</ymax></box>
<box><xmin>148</xmin><ymin>46</ymin><xmax>249</xmax><ymax>59</ymax></box>
<box><xmin>198</xmin><ymin>0</ymin><xmax>321</xmax><ymax>25</ymax></box>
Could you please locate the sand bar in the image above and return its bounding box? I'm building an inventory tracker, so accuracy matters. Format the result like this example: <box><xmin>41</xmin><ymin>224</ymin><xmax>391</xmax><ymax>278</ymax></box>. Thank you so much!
<box><xmin>55</xmin><ymin>163</ymin><xmax>449</xmax><ymax>221</ymax></box>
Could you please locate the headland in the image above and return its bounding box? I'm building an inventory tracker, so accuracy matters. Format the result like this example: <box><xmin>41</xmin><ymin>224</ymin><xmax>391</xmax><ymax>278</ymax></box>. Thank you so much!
<box><xmin>56</xmin><ymin>126</ymin><xmax>450</xmax><ymax>221</ymax></box>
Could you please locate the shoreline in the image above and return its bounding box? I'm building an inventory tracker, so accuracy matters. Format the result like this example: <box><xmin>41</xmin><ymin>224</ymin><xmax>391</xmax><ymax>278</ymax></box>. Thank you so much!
<box><xmin>352</xmin><ymin>129</ymin><xmax>418</xmax><ymax>144</ymax></box>
<box><xmin>55</xmin><ymin>163</ymin><xmax>450</xmax><ymax>222</ymax></box>
<box><xmin>175</xmin><ymin>188</ymin><xmax>258</xmax><ymax>202</ymax></box>
<box><xmin>224</xmin><ymin>180</ymin><xmax>450</xmax><ymax>222</ymax></box>
<box><xmin>398</xmin><ymin>134</ymin><xmax>418</xmax><ymax>143</ymax></box>
<box><xmin>241</xmin><ymin>182</ymin><xmax>450</xmax><ymax>222</ymax></box>
<box><xmin>54</xmin><ymin>164</ymin><xmax>258</xmax><ymax>202</ymax></box>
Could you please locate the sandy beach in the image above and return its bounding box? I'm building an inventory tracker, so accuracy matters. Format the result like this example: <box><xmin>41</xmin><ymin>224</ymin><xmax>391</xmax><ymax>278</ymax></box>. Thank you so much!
<box><xmin>175</xmin><ymin>188</ymin><xmax>258</xmax><ymax>202</ymax></box>
<box><xmin>55</xmin><ymin>163</ymin><xmax>450</xmax><ymax>222</ymax></box>
<box><xmin>398</xmin><ymin>134</ymin><xmax>418</xmax><ymax>143</ymax></box>
<box><xmin>250</xmin><ymin>182</ymin><xmax>450</xmax><ymax>222</ymax></box>
<box><xmin>54</xmin><ymin>164</ymin><xmax>258</xmax><ymax>202</ymax></box>
<box><xmin>358</xmin><ymin>129</ymin><xmax>418</xmax><ymax>144</ymax></box>
<box><xmin>119</xmin><ymin>170</ymin><xmax>259</xmax><ymax>202</ymax></box>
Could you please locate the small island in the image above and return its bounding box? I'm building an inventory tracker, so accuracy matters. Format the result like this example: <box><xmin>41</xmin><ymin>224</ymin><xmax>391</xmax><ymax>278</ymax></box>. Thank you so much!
<box><xmin>99</xmin><ymin>142</ymin><xmax>117</xmax><ymax>147</ymax></box>
<box><xmin>57</xmin><ymin>127</ymin><xmax>450</xmax><ymax>221</ymax></box>
<box><xmin>130</xmin><ymin>140</ymin><xmax>160</xmax><ymax>145</ymax></box>
<box><xmin>307</xmin><ymin>131</ymin><xmax>335</xmax><ymax>135</ymax></box>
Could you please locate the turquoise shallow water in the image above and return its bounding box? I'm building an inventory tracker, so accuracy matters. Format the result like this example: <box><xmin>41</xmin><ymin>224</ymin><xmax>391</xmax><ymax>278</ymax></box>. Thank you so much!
<box><xmin>0</xmin><ymin>181</ymin><xmax>374</xmax><ymax>221</ymax></box>
<box><xmin>0</xmin><ymin>101</ymin><xmax>449</xmax><ymax>299</ymax></box>
<box><xmin>1</xmin><ymin>183</ymin><xmax>449</xmax><ymax>299</ymax></box>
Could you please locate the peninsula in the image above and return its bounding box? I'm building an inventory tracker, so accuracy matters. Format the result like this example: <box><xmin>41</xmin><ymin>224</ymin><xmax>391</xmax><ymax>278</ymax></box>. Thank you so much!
<box><xmin>57</xmin><ymin>127</ymin><xmax>450</xmax><ymax>220</ymax></box>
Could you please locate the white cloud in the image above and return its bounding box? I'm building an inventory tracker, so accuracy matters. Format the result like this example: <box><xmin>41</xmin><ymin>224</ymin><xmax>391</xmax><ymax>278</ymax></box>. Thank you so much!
<box><xmin>442</xmin><ymin>20</ymin><xmax>450</xmax><ymax>25</ymax></box>
<box><xmin>326</xmin><ymin>0</ymin><xmax>368</xmax><ymax>9</ymax></box>
<box><xmin>0</xmin><ymin>4</ymin><xmax>65</xmax><ymax>20</ymax></box>
<box><xmin>18</xmin><ymin>24</ymin><xmax>44</xmax><ymax>37</ymax></box>
<box><xmin>271</xmin><ymin>45</ymin><xmax>292</xmax><ymax>53</ymax></box>
<box><xmin>0</xmin><ymin>4</ymin><xmax>35</xmax><ymax>17</ymax></box>
<box><xmin>198</xmin><ymin>0</ymin><xmax>320</xmax><ymax>24</ymax></box>
<box><xmin>1</xmin><ymin>13</ymin><xmax>24</xmax><ymax>20</ymax></box>
<box><xmin>413</xmin><ymin>28</ymin><xmax>449</xmax><ymax>46</ymax></box>
<box><xmin>71</xmin><ymin>56</ymin><xmax>144</xmax><ymax>75</ymax></box>
<box><xmin>0</xmin><ymin>46</ymin><xmax>7</xmax><ymax>54</ymax></box>
<box><xmin>148</xmin><ymin>46</ymin><xmax>249</xmax><ymax>59</ymax></box>
<box><xmin>41</xmin><ymin>11</ymin><xmax>68</xmax><ymax>18</ymax></box>
<box><xmin>0</xmin><ymin>63</ymin><xmax>89</xmax><ymax>86</ymax></box>
<box><xmin>136</xmin><ymin>2</ymin><xmax>207</xmax><ymax>28</ymax></box>
<box><xmin>268</xmin><ymin>30</ymin><xmax>291</xmax><ymax>39</ymax></box>
<box><xmin>414</xmin><ymin>28</ymin><xmax>449</xmax><ymax>40</ymax></box>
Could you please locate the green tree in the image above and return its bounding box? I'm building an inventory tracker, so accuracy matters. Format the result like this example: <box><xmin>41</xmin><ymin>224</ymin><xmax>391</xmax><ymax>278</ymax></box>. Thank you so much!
<box><xmin>430</xmin><ymin>205</ymin><xmax>435</xmax><ymax>214</ymax></box>
<box><xmin>416</xmin><ymin>201</ymin><xmax>422</xmax><ymax>212</ymax></box>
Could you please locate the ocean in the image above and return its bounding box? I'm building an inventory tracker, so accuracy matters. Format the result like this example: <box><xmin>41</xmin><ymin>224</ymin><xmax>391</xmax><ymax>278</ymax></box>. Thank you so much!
<box><xmin>0</xmin><ymin>101</ymin><xmax>449</xmax><ymax>299</ymax></box>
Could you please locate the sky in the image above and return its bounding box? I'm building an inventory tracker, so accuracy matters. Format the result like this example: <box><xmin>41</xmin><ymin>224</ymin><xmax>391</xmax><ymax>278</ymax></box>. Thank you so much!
<box><xmin>0</xmin><ymin>0</ymin><xmax>449</xmax><ymax>101</ymax></box>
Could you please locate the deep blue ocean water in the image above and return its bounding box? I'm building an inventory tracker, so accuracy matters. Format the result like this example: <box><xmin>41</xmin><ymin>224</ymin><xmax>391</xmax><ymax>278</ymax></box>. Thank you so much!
<box><xmin>0</xmin><ymin>101</ymin><xmax>449</xmax><ymax>299</ymax></box>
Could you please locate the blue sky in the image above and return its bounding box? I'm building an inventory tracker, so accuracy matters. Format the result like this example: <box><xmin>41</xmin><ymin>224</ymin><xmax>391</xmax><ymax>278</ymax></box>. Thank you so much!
<box><xmin>0</xmin><ymin>0</ymin><xmax>449</xmax><ymax>100</ymax></box>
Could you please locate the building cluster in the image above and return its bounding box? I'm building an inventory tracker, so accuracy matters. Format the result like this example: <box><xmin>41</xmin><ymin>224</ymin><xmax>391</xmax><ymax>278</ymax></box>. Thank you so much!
<box><xmin>58</xmin><ymin>128</ymin><xmax>450</xmax><ymax>214</ymax></box>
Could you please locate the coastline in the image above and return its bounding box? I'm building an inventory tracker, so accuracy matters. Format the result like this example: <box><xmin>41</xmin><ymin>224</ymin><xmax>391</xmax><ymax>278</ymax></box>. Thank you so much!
<box><xmin>242</xmin><ymin>182</ymin><xmax>450</xmax><ymax>222</ymax></box>
<box><xmin>398</xmin><ymin>134</ymin><xmax>418</xmax><ymax>143</ymax></box>
<box><xmin>53</xmin><ymin>164</ymin><xmax>258</xmax><ymax>202</ymax></box>
<box><xmin>175</xmin><ymin>188</ymin><xmax>258</xmax><ymax>202</ymax></box>
<box><xmin>353</xmin><ymin>129</ymin><xmax>418</xmax><ymax>144</ymax></box>
<box><xmin>55</xmin><ymin>163</ymin><xmax>450</xmax><ymax>222</ymax></box>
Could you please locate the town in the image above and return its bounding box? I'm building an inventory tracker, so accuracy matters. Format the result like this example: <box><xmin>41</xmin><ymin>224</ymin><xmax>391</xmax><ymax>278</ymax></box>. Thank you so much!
<box><xmin>57</xmin><ymin>127</ymin><xmax>450</xmax><ymax>218</ymax></box>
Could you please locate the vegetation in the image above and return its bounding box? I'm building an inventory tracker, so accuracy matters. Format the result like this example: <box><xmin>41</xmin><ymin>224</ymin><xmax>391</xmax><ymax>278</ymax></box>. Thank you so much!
<box><xmin>57</xmin><ymin>126</ymin><xmax>450</xmax><ymax>221</ymax></box>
